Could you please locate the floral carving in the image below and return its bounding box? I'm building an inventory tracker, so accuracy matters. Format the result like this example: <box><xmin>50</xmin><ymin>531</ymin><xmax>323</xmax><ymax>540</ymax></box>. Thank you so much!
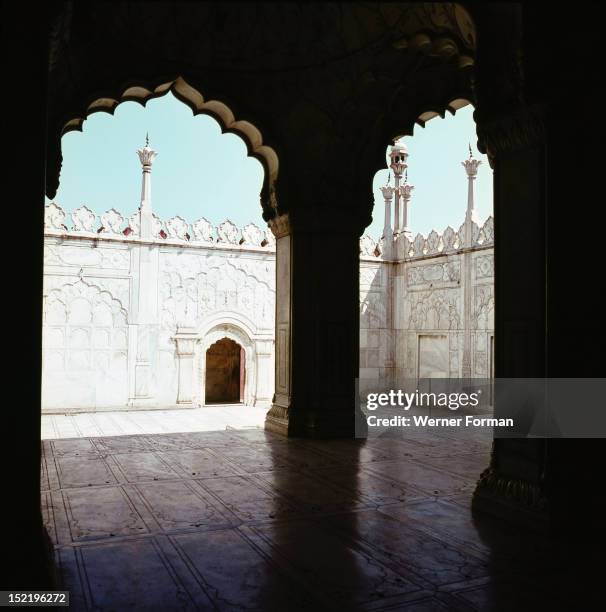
<box><xmin>100</xmin><ymin>209</ymin><xmax>125</xmax><ymax>234</ymax></box>
<box><xmin>71</xmin><ymin>206</ymin><xmax>97</xmax><ymax>232</ymax></box>
<box><xmin>165</xmin><ymin>216</ymin><xmax>190</xmax><ymax>241</ymax></box>
<box><xmin>241</xmin><ymin>223</ymin><xmax>264</xmax><ymax>246</ymax></box>
<box><xmin>217</xmin><ymin>220</ymin><xmax>240</xmax><ymax>244</ymax></box>
<box><xmin>45</xmin><ymin>202</ymin><xmax>67</xmax><ymax>231</ymax></box>
<box><xmin>191</xmin><ymin>217</ymin><xmax>214</xmax><ymax>243</ymax></box>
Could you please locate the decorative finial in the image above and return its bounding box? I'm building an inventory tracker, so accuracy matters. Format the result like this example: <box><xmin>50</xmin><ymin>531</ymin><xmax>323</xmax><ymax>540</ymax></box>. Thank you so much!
<box><xmin>137</xmin><ymin>135</ymin><xmax>157</xmax><ymax>168</ymax></box>
<box><xmin>387</xmin><ymin>172</ymin><xmax>391</xmax><ymax>185</ymax></box>
<box><xmin>405</xmin><ymin>169</ymin><xmax>408</xmax><ymax>183</ymax></box>
<box><xmin>469</xmin><ymin>143</ymin><xmax>473</xmax><ymax>159</ymax></box>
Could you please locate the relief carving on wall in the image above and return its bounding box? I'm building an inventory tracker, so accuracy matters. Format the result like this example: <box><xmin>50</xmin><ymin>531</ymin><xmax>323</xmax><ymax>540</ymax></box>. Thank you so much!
<box><xmin>473</xmin><ymin>285</ymin><xmax>494</xmax><ymax>330</ymax></box>
<box><xmin>44</xmin><ymin>243</ymin><xmax>130</xmax><ymax>271</ymax></box>
<box><xmin>407</xmin><ymin>261</ymin><xmax>460</xmax><ymax>286</ymax></box>
<box><xmin>406</xmin><ymin>289</ymin><xmax>461</xmax><ymax>330</ymax></box>
<box><xmin>475</xmin><ymin>254</ymin><xmax>494</xmax><ymax>279</ymax></box>
<box><xmin>42</xmin><ymin>279</ymin><xmax>130</xmax><ymax>407</ymax></box>
<box><xmin>159</xmin><ymin>253</ymin><xmax>275</xmax><ymax>333</ymax></box>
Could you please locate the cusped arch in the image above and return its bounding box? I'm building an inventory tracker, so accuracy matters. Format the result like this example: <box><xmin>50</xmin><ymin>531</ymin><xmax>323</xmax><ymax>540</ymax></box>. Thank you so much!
<box><xmin>45</xmin><ymin>278</ymin><xmax>128</xmax><ymax>326</ymax></box>
<box><xmin>196</xmin><ymin>322</ymin><xmax>257</xmax><ymax>407</ymax></box>
<box><xmin>50</xmin><ymin>77</ymin><xmax>279</xmax><ymax>217</ymax></box>
<box><xmin>357</xmin><ymin>89</ymin><xmax>477</xmax><ymax>233</ymax></box>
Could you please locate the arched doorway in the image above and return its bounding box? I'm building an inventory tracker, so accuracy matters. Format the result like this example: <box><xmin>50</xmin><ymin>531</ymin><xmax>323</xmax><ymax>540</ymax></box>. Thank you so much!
<box><xmin>204</xmin><ymin>338</ymin><xmax>245</xmax><ymax>404</ymax></box>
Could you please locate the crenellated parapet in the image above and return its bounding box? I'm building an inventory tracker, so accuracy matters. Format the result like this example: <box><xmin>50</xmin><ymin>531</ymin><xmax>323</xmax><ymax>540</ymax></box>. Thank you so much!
<box><xmin>359</xmin><ymin>215</ymin><xmax>493</xmax><ymax>260</ymax></box>
<box><xmin>44</xmin><ymin>203</ymin><xmax>277</xmax><ymax>249</ymax></box>
<box><xmin>46</xmin><ymin>202</ymin><xmax>492</xmax><ymax>261</ymax></box>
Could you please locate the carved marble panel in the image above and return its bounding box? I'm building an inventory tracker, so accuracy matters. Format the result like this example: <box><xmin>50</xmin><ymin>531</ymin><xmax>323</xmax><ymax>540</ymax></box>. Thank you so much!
<box><xmin>475</xmin><ymin>254</ymin><xmax>494</xmax><ymax>279</ymax></box>
<box><xmin>406</xmin><ymin>289</ymin><xmax>461</xmax><ymax>330</ymax></box>
<box><xmin>407</xmin><ymin>261</ymin><xmax>460</xmax><ymax>286</ymax></box>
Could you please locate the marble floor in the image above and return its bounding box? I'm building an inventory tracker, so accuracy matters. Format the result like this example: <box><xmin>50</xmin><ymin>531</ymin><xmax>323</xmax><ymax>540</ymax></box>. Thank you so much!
<box><xmin>42</xmin><ymin>428</ymin><xmax>578</xmax><ymax>611</ymax></box>
<box><xmin>41</xmin><ymin>405</ymin><xmax>267</xmax><ymax>439</ymax></box>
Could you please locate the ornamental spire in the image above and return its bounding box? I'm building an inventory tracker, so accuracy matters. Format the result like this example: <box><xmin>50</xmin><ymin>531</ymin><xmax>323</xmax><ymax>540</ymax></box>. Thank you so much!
<box><xmin>136</xmin><ymin>135</ymin><xmax>158</xmax><ymax>239</ymax></box>
<box><xmin>462</xmin><ymin>145</ymin><xmax>481</xmax><ymax>244</ymax></box>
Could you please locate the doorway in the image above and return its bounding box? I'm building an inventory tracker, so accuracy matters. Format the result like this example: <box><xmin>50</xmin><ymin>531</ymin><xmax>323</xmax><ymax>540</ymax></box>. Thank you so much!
<box><xmin>205</xmin><ymin>338</ymin><xmax>244</xmax><ymax>404</ymax></box>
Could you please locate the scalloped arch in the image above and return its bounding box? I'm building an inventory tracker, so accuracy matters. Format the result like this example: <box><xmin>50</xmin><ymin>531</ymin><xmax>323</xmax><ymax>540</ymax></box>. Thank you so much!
<box><xmin>46</xmin><ymin>278</ymin><xmax>129</xmax><ymax>322</ymax></box>
<box><xmin>59</xmin><ymin>76</ymin><xmax>279</xmax><ymax>194</ymax></box>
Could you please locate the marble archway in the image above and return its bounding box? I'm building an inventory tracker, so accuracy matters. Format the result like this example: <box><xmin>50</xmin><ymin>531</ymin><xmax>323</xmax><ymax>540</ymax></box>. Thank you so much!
<box><xmin>204</xmin><ymin>337</ymin><xmax>244</xmax><ymax>404</ymax></box>
<box><xmin>196</xmin><ymin>323</ymin><xmax>257</xmax><ymax>407</ymax></box>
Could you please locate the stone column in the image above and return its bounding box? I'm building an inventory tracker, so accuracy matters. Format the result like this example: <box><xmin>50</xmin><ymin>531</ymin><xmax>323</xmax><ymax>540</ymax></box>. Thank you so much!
<box><xmin>461</xmin><ymin>151</ymin><xmax>481</xmax><ymax>379</ymax></box>
<box><xmin>129</xmin><ymin>136</ymin><xmax>160</xmax><ymax>406</ymax></box>
<box><xmin>265</xmin><ymin>207</ymin><xmax>364</xmax><ymax>437</ymax></box>
<box><xmin>136</xmin><ymin>134</ymin><xmax>157</xmax><ymax>240</ymax></box>
<box><xmin>380</xmin><ymin>183</ymin><xmax>394</xmax><ymax>260</ymax></box>
<box><xmin>471</xmin><ymin>5</ymin><xmax>550</xmax><ymax>528</ymax></box>
<box><xmin>174</xmin><ymin>326</ymin><xmax>198</xmax><ymax>405</ymax></box>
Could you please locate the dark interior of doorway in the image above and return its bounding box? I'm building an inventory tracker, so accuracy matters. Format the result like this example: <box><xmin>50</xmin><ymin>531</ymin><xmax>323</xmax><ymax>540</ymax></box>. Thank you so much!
<box><xmin>205</xmin><ymin>337</ymin><xmax>245</xmax><ymax>404</ymax></box>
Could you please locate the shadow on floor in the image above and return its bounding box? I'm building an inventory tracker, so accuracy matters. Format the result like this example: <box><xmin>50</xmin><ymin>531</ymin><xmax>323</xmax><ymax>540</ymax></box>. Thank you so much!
<box><xmin>41</xmin><ymin>428</ymin><xmax>584</xmax><ymax>611</ymax></box>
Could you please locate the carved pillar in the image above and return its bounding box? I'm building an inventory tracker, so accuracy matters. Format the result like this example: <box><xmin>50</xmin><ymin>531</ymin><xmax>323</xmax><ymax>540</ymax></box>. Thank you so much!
<box><xmin>174</xmin><ymin>327</ymin><xmax>198</xmax><ymax>405</ymax></box>
<box><xmin>265</xmin><ymin>205</ymin><xmax>364</xmax><ymax>437</ymax></box>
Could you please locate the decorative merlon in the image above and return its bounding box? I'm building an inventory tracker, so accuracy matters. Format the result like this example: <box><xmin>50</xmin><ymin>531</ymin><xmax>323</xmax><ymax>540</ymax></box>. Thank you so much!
<box><xmin>360</xmin><ymin>215</ymin><xmax>493</xmax><ymax>260</ymax></box>
<box><xmin>44</xmin><ymin>203</ymin><xmax>277</xmax><ymax>250</ymax></box>
<box><xmin>45</xmin><ymin>202</ymin><xmax>493</xmax><ymax>260</ymax></box>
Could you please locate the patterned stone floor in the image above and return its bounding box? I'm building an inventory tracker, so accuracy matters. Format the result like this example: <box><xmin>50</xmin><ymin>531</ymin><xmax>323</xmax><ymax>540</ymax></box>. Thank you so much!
<box><xmin>41</xmin><ymin>405</ymin><xmax>267</xmax><ymax>439</ymax></box>
<box><xmin>42</xmin><ymin>428</ymin><xmax>575</xmax><ymax>611</ymax></box>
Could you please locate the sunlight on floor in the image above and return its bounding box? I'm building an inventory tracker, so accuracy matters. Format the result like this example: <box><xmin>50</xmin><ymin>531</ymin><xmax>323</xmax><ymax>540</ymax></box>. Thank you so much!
<box><xmin>41</xmin><ymin>405</ymin><xmax>268</xmax><ymax>439</ymax></box>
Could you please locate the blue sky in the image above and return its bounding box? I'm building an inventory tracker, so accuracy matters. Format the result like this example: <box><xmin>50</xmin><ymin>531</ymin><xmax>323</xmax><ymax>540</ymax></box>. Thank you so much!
<box><xmin>48</xmin><ymin>92</ymin><xmax>492</xmax><ymax>238</ymax></box>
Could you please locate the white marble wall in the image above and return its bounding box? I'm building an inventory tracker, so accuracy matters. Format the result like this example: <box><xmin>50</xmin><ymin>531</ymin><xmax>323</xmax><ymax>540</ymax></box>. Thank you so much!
<box><xmin>359</xmin><ymin>216</ymin><xmax>494</xmax><ymax>388</ymax></box>
<box><xmin>43</xmin><ymin>204</ymin><xmax>276</xmax><ymax>413</ymax></box>
<box><xmin>43</xmin><ymin>203</ymin><xmax>494</xmax><ymax>413</ymax></box>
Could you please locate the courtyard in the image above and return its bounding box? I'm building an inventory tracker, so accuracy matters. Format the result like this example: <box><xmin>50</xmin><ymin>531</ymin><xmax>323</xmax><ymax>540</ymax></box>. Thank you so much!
<box><xmin>41</xmin><ymin>406</ymin><xmax>267</xmax><ymax>440</ymax></box>
<box><xmin>42</xmin><ymin>425</ymin><xmax>573</xmax><ymax>611</ymax></box>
